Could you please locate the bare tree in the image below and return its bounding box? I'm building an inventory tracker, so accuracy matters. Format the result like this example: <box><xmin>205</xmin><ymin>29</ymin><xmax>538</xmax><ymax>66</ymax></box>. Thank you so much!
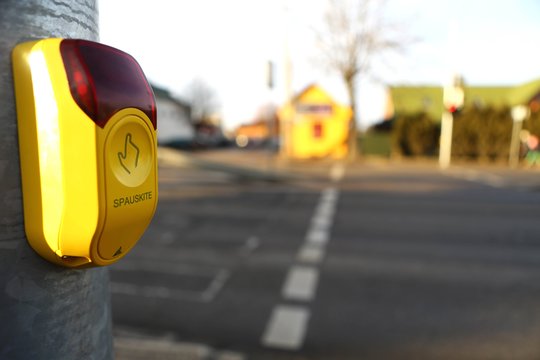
<box><xmin>315</xmin><ymin>0</ymin><xmax>408</xmax><ymax>158</ymax></box>
<box><xmin>183</xmin><ymin>78</ymin><xmax>220</xmax><ymax>125</ymax></box>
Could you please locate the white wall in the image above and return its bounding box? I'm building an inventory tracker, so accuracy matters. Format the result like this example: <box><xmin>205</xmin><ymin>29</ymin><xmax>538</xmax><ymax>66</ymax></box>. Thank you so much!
<box><xmin>156</xmin><ymin>97</ymin><xmax>194</xmax><ymax>143</ymax></box>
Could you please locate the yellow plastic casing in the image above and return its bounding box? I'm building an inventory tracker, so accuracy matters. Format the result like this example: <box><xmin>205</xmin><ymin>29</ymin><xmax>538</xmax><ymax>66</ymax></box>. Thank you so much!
<box><xmin>12</xmin><ymin>39</ymin><xmax>158</xmax><ymax>267</ymax></box>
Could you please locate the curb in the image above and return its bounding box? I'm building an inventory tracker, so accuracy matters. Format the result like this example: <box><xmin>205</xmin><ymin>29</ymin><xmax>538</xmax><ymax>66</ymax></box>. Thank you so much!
<box><xmin>114</xmin><ymin>329</ymin><xmax>245</xmax><ymax>360</ymax></box>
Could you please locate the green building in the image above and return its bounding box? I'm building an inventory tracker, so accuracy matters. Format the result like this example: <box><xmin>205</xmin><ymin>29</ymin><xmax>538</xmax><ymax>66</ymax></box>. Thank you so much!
<box><xmin>388</xmin><ymin>78</ymin><xmax>540</xmax><ymax>121</ymax></box>
<box><xmin>362</xmin><ymin>78</ymin><xmax>540</xmax><ymax>158</ymax></box>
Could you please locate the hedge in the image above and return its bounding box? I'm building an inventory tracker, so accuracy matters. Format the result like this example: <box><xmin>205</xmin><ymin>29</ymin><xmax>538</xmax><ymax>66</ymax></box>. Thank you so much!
<box><xmin>390</xmin><ymin>106</ymin><xmax>523</xmax><ymax>161</ymax></box>
<box><xmin>391</xmin><ymin>112</ymin><xmax>439</xmax><ymax>157</ymax></box>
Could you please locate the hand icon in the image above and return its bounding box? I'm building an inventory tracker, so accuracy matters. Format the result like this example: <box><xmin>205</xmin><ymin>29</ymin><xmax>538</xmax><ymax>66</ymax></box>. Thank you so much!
<box><xmin>118</xmin><ymin>133</ymin><xmax>140</xmax><ymax>174</ymax></box>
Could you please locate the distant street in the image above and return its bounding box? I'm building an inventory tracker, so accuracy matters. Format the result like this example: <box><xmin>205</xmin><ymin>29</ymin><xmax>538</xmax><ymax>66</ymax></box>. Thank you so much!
<box><xmin>111</xmin><ymin>150</ymin><xmax>540</xmax><ymax>360</ymax></box>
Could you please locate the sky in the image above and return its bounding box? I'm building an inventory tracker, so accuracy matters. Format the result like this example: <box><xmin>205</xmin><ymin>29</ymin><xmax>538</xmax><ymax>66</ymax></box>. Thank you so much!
<box><xmin>98</xmin><ymin>0</ymin><xmax>540</xmax><ymax>130</ymax></box>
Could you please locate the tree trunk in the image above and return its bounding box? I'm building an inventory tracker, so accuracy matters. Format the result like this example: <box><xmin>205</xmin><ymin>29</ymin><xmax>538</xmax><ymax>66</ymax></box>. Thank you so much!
<box><xmin>345</xmin><ymin>76</ymin><xmax>358</xmax><ymax>160</ymax></box>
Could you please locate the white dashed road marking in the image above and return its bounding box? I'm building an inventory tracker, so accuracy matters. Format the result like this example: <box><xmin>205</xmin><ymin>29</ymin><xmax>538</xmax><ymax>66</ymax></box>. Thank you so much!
<box><xmin>261</xmin><ymin>305</ymin><xmax>311</xmax><ymax>350</ymax></box>
<box><xmin>282</xmin><ymin>266</ymin><xmax>320</xmax><ymax>301</ymax></box>
<box><xmin>261</xmin><ymin>165</ymin><xmax>344</xmax><ymax>351</ymax></box>
<box><xmin>305</xmin><ymin>228</ymin><xmax>330</xmax><ymax>245</ymax></box>
<box><xmin>297</xmin><ymin>243</ymin><xmax>326</xmax><ymax>264</ymax></box>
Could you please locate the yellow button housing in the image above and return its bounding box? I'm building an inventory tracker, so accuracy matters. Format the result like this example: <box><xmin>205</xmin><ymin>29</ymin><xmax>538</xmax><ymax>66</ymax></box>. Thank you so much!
<box><xmin>12</xmin><ymin>38</ymin><xmax>158</xmax><ymax>267</ymax></box>
<box><xmin>97</xmin><ymin>112</ymin><xmax>157</xmax><ymax>261</ymax></box>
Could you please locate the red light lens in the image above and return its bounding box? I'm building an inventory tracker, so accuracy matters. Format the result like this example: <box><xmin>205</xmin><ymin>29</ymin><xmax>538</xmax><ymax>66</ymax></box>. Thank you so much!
<box><xmin>60</xmin><ymin>39</ymin><xmax>156</xmax><ymax>129</ymax></box>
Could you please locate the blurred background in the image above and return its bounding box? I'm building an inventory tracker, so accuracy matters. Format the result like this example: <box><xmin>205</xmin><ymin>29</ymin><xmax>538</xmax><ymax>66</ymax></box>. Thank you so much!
<box><xmin>99</xmin><ymin>0</ymin><xmax>540</xmax><ymax>136</ymax></box>
<box><xmin>98</xmin><ymin>1</ymin><xmax>540</xmax><ymax>359</ymax></box>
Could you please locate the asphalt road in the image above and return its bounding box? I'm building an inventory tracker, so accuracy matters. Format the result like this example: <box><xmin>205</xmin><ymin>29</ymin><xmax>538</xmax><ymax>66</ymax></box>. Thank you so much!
<box><xmin>110</xmin><ymin>150</ymin><xmax>540</xmax><ymax>360</ymax></box>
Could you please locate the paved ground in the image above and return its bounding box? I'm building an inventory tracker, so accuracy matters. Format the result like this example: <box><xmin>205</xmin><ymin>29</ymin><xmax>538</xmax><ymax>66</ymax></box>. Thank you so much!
<box><xmin>112</xmin><ymin>148</ymin><xmax>540</xmax><ymax>359</ymax></box>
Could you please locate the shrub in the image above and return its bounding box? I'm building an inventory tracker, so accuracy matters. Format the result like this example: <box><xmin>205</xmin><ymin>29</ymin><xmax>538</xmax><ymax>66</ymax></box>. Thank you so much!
<box><xmin>391</xmin><ymin>107</ymin><xmax>516</xmax><ymax>160</ymax></box>
<box><xmin>453</xmin><ymin>107</ymin><xmax>512</xmax><ymax>161</ymax></box>
<box><xmin>392</xmin><ymin>112</ymin><xmax>439</xmax><ymax>157</ymax></box>
<box><xmin>524</xmin><ymin>110</ymin><xmax>540</xmax><ymax>137</ymax></box>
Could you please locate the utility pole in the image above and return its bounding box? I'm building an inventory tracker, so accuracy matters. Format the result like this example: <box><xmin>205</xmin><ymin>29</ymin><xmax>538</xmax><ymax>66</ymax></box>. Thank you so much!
<box><xmin>439</xmin><ymin>110</ymin><xmax>454</xmax><ymax>169</ymax></box>
<box><xmin>439</xmin><ymin>75</ymin><xmax>464</xmax><ymax>169</ymax></box>
<box><xmin>0</xmin><ymin>1</ymin><xmax>113</xmax><ymax>359</ymax></box>
<box><xmin>280</xmin><ymin>0</ymin><xmax>293</xmax><ymax>159</ymax></box>
<box><xmin>509</xmin><ymin>105</ymin><xmax>529</xmax><ymax>168</ymax></box>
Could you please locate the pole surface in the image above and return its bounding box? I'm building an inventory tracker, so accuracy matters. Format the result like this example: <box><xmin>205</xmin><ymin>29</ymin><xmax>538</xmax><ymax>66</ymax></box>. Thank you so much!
<box><xmin>0</xmin><ymin>1</ymin><xmax>113</xmax><ymax>359</ymax></box>
<box><xmin>439</xmin><ymin>111</ymin><xmax>453</xmax><ymax>169</ymax></box>
<box><xmin>509</xmin><ymin>119</ymin><xmax>523</xmax><ymax>168</ymax></box>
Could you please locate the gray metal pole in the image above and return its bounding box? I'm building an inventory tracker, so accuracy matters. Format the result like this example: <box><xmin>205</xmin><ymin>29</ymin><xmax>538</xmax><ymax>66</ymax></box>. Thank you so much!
<box><xmin>0</xmin><ymin>1</ymin><xmax>113</xmax><ymax>359</ymax></box>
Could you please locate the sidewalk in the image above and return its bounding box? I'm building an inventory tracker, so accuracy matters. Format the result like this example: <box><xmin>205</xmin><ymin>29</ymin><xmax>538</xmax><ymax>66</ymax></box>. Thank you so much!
<box><xmin>114</xmin><ymin>327</ymin><xmax>245</xmax><ymax>360</ymax></box>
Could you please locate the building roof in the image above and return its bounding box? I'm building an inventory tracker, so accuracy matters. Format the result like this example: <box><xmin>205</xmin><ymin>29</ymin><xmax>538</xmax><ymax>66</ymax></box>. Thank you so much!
<box><xmin>389</xmin><ymin>86</ymin><xmax>443</xmax><ymax>120</ymax></box>
<box><xmin>151</xmin><ymin>83</ymin><xmax>191</xmax><ymax>109</ymax></box>
<box><xmin>508</xmin><ymin>78</ymin><xmax>540</xmax><ymax>105</ymax></box>
<box><xmin>291</xmin><ymin>83</ymin><xmax>338</xmax><ymax>105</ymax></box>
<box><xmin>279</xmin><ymin>84</ymin><xmax>352</xmax><ymax>122</ymax></box>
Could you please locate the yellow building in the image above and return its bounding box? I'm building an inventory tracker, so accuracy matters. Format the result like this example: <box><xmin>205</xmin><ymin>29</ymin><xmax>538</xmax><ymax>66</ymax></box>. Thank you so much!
<box><xmin>279</xmin><ymin>85</ymin><xmax>352</xmax><ymax>159</ymax></box>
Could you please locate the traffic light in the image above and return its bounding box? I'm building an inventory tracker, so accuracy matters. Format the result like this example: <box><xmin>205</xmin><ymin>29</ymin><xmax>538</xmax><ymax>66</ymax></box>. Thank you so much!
<box><xmin>447</xmin><ymin>105</ymin><xmax>459</xmax><ymax>114</ymax></box>
<box><xmin>444</xmin><ymin>75</ymin><xmax>464</xmax><ymax>114</ymax></box>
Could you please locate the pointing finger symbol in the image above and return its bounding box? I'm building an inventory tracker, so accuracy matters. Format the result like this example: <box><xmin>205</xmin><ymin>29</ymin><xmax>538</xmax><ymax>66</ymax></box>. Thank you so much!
<box><xmin>118</xmin><ymin>133</ymin><xmax>140</xmax><ymax>174</ymax></box>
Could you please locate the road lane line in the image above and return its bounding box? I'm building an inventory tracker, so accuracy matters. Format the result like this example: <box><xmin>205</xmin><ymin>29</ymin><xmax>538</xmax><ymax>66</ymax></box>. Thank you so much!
<box><xmin>297</xmin><ymin>243</ymin><xmax>325</xmax><ymax>264</ymax></box>
<box><xmin>311</xmin><ymin>214</ymin><xmax>333</xmax><ymax>230</ymax></box>
<box><xmin>282</xmin><ymin>266</ymin><xmax>319</xmax><ymax>301</ymax></box>
<box><xmin>261</xmin><ymin>305</ymin><xmax>310</xmax><ymax>350</ymax></box>
<box><xmin>309</xmin><ymin>188</ymin><xmax>338</xmax><ymax>235</ymax></box>
<box><xmin>321</xmin><ymin>187</ymin><xmax>339</xmax><ymax>201</ymax></box>
<box><xmin>201</xmin><ymin>269</ymin><xmax>231</xmax><ymax>302</ymax></box>
<box><xmin>262</xmin><ymin>186</ymin><xmax>341</xmax><ymax>351</ymax></box>
<box><xmin>306</xmin><ymin>228</ymin><xmax>329</xmax><ymax>245</ymax></box>
<box><xmin>110</xmin><ymin>269</ymin><xmax>230</xmax><ymax>303</ymax></box>
<box><xmin>316</xmin><ymin>201</ymin><xmax>336</xmax><ymax>217</ymax></box>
